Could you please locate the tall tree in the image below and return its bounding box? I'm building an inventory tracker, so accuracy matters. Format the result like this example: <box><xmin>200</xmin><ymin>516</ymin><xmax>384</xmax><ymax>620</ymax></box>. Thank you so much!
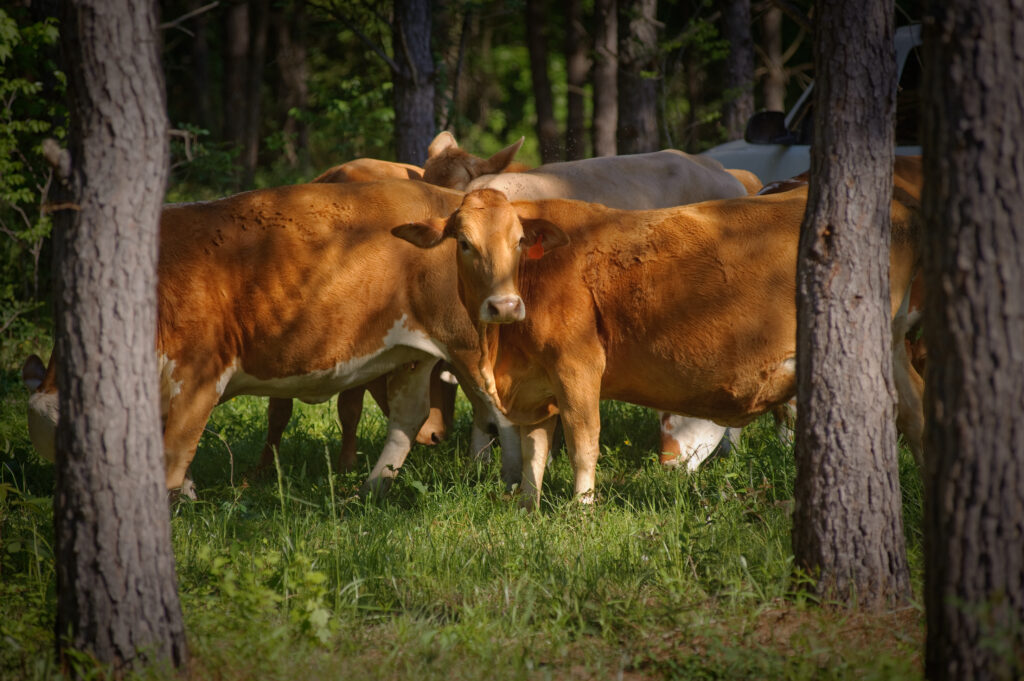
<box><xmin>242</xmin><ymin>0</ymin><xmax>270</xmax><ymax>186</ymax></box>
<box><xmin>392</xmin><ymin>0</ymin><xmax>435</xmax><ymax>164</ymax></box>
<box><xmin>52</xmin><ymin>0</ymin><xmax>187</xmax><ymax>673</ymax></box>
<box><xmin>720</xmin><ymin>0</ymin><xmax>755</xmax><ymax>139</ymax></box>
<box><xmin>922</xmin><ymin>1</ymin><xmax>1024</xmax><ymax>678</ymax></box>
<box><xmin>526</xmin><ymin>0</ymin><xmax>561</xmax><ymax>162</ymax></box>
<box><xmin>592</xmin><ymin>0</ymin><xmax>618</xmax><ymax>156</ymax></box>
<box><xmin>565</xmin><ymin>0</ymin><xmax>589</xmax><ymax>160</ymax></box>
<box><xmin>759</xmin><ymin>5</ymin><xmax>785</xmax><ymax>111</ymax></box>
<box><xmin>791</xmin><ymin>0</ymin><xmax>911</xmax><ymax>607</ymax></box>
<box><xmin>273</xmin><ymin>0</ymin><xmax>310</xmax><ymax>169</ymax></box>
<box><xmin>617</xmin><ymin>0</ymin><xmax>659</xmax><ymax>153</ymax></box>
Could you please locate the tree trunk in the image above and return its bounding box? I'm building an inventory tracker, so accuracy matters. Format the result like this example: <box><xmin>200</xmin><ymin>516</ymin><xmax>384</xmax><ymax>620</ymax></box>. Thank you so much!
<box><xmin>592</xmin><ymin>0</ymin><xmax>617</xmax><ymax>156</ymax></box>
<box><xmin>189</xmin><ymin>0</ymin><xmax>214</xmax><ymax>135</ymax></box>
<box><xmin>53</xmin><ymin>0</ymin><xmax>187</xmax><ymax>674</ymax></box>
<box><xmin>274</xmin><ymin>0</ymin><xmax>309</xmax><ymax>169</ymax></box>
<box><xmin>241</xmin><ymin>0</ymin><xmax>269</xmax><ymax>187</ymax></box>
<box><xmin>760</xmin><ymin>5</ymin><xmax>785</xmax><ymax>111</ymax></box>
<box><xmin>392</xmin><ymin>0</ymin><xmax>435</xmax><ymax>165</ymax></box>
<box><xmin>526</xmin><ymin>0</ymin><xmax>561</xmax><ymax>162</ymax></box>
<box><xmin>791</xmin><ymin>0</ymin><xmax>911</xmax><ymax>608</ymax></box>
<box><xmin>922</xmin><ymin>1</ymin><xmax>1024</xmax><ymax>678</ymax></box>
<box><xmin>721</xmin><ymin>0</ymin><xmax>755</xmax><ymax>139</ymax></box>
<box><xmin>224</xmin><ymin>1</ymin><xmax>249</xmax><ymax>158</ymax></box>
<box><xmin>565</xmin><ymin>0</ymin><xmax>589</xmax><ymax>160</ymax></box>
<box><xmin>617</xmin><ymin>0</ymin><xmax>659</xmax><ymax>153</ymax></box>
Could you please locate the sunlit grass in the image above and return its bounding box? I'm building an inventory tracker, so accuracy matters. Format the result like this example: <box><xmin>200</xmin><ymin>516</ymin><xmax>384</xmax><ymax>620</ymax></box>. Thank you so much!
<box><xmin>1</xmin><ymin>340</ymin><xmax>925</xmax><ymax>680</ymax></box>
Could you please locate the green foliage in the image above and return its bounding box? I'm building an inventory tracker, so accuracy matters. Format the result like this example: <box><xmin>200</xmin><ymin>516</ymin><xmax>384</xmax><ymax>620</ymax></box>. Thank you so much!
<box><xmin>0</xmin><ymin>8</ymin><xmax>64</xmax><ymax>325</ymax></box>
<box><xmin>165</xmin><ymin>123</ymin><xmax>240</xmax><ymax>202</ymax></box>
<box><xmin>0</xmin><ymin>374</ymin><xmax>927</xmax><ymax>679</ymax></box>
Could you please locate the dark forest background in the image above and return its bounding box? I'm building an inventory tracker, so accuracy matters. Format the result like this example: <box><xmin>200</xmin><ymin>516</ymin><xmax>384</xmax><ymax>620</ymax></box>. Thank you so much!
<box><xmin>0</xmin><ymin>0</ymin><xmax>920</xmax><ymax>338</ymax></box>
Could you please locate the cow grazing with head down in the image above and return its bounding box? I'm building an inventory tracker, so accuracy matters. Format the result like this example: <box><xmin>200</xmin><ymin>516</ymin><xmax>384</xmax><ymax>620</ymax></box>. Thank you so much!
<box><xmin>22</xmin><ymin>180</ymin><xmax>519</xmax><ymax>497</ymax></box>
<box><xmin>393</xmin><ymin>184</ymin><xmax>925</xmax><ymax>509</ymax></box>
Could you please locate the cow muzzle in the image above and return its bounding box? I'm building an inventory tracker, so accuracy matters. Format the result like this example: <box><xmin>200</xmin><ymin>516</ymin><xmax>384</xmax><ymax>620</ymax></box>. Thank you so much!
<box><xmin>480</xmin><ymin>295</ymin><xmax>525</xmax><ymax>323</ymax></box>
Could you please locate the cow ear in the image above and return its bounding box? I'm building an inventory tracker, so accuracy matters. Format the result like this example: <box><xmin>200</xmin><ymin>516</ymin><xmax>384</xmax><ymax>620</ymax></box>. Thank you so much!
<box><xmin>392</xmin><ymin>217</ymin><xmax>450</xmax><ymax>249</ymax></box>
<box><xmin>520</xmin><ymin>218</ymin><xmax>569</xmax><ymax>259</ymax></box>
<box><xmin>482</xmin><ymin>137</ymin><xmax>524</xmax><ymax>175</ymax></box>
<box><xmin>427</xmin><ymin>131</ymin><xmax>458</xmax><ymax>158</ymax></box>
<box><xmin>22</xmin><ymin>354</ymin><xmax>46</xmax><ymax>392</ymax></box>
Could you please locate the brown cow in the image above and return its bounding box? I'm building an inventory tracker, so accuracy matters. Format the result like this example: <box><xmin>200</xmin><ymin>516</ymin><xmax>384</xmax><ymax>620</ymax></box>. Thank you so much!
<box><xmin>253</xmin><ymin>158</ymin><xmax>450</xmax><ymax>476</ymax></box>
<box><xmin>394</xmin><ymin>185</ymin><xmax>924</xmax><ymax>509</ymax></box>
<box><xmin>23</xmin><ymin>180</ymin><xmax>519</xmax><ymax>497</ymax></box>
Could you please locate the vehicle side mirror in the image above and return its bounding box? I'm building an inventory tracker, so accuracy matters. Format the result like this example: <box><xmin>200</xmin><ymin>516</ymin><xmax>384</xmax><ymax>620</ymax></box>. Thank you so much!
<box><xmin>744</xmin><ymin>111</ymin><xmax>797</xmax><ymax>145</ymax></box>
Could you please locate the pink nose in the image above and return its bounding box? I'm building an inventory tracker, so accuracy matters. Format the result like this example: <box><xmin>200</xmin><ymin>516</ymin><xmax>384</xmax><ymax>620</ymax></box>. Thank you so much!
<box><xmin>481</xmin><ymin>295</ymin><xmax>525</xmax><ymax>323</ymax></box>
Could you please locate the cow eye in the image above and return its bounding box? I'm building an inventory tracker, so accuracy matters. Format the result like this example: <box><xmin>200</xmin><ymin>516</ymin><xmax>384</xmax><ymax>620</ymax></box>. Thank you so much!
<box><xmin>457</xmin><ymin>237</ymin><xmax>472</xmax><ymax>253</ymax></box>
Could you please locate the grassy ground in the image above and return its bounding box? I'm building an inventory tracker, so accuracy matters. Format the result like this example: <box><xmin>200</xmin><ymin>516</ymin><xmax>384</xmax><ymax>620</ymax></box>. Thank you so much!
<box><xmin>0</xmin><ymin>335</ymin><xmax>926</xmax><ymax>680</ymax></box>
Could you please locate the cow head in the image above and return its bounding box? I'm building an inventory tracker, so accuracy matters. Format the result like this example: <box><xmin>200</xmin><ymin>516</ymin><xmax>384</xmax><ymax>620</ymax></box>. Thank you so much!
<box><xmin>21</xmin><ymin>354</ymin><xmax>58</xmax><ymax>462</ymax></box>
<box><xmin>393</xmin><ymin>189</ymin><xmax>568</xmax><ymax>325</ymax></box>
<box><xmin>422</xmin><ymin>132</ymin><xmax>525</xmax><ymax>190</ymax></box>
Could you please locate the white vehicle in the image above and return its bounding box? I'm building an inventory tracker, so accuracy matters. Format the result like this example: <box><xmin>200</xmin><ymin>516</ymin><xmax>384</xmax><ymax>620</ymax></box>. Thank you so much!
<box><xmin>701</xmin><ymin>24</ymin><xmax>922</xmax><ymax>183</ymax></box>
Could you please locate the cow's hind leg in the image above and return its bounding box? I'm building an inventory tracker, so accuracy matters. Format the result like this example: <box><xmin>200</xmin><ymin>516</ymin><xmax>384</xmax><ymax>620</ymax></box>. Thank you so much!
<box><xmin>256</xmin><ymin>398</ymin><xmax>294</xmax><ymax>471</ymax></box>
<box><xmin>359</xmin><ymin>360</ymin><xmax>436</xmax><ymax>498</ymax></box>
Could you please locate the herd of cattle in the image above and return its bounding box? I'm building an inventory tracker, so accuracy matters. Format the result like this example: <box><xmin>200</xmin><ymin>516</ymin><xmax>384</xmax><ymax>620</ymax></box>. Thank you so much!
<box><xmin>21</xmin><ymin>132</ymin><xmax>926</xmax><ymax>509</ymax></box>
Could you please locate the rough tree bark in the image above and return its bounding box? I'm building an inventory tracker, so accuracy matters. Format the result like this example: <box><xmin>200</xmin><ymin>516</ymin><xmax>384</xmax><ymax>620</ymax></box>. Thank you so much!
<box><xmin>592</xmin><ymin>0</ymin><xmax>617</xmax><ymax>156</ymax></box>
<box><xmin>565</xmin><ymin>0</ymin><xmax>589</xmax><ymax>160</ymax></box>
<box><xmin>922</xmin><ymin>1</ymin><xmax>1024</xmax><ymax>678</ymax></box>
<box><xmin>791</xmin><ymin>0</ymin><xmax>911</xmax><ymax>608</ymax></box>
<box><xmin>392</xmin><ymin>0</ymin><xmax>435</xmax><ymax>165</ymax></box>
<box><xmin>617</xmin><ymin>0</ymin><xmax>659</xmax><ymax>153</ymax></box>
<box><xmin>721</xmin><ymin>0</ymin><xmax>755</xmax><ymax>139</ymax></box>
<box><xmin>224</xmin><ymin>1</ymin><xmax>249</xmax><ymax>161</ymax></box>
<box><xmin>53</xmin><ymin>0</ymin><xmax>187</xmax><ymax>674</ymax></box>
<box><xmin>526</xmin><ymin>0</ymin><xmax>561</xmax><ymax>162</ymax></box>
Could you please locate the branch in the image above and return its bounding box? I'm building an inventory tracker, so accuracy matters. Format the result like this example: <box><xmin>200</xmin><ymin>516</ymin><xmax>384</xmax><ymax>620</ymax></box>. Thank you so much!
<box><xmin>160</xmin><ymin>1</ymin><xmax>219</xmax><ymax>35</ymax></box>
<box><xmin>307</xmin><ymin>0</ymin><xmax>400</xmax><ymax>74</ymax></box>
<box><xmin>767</xmin><ymin>0</ymin><xmax>812</xmax><ymax>33</ymax></box>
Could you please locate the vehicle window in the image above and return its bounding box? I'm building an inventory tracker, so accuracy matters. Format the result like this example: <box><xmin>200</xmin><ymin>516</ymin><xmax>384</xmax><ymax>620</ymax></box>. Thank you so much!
<box><xmin>895</xmin><ymin>45</ymin><xmax>923</xmax><ymax>145</ymax></box>
<box><xmin>786</xmin><ymin>43</ymin><xmax>923</xmax><ymax>147</ymax></box>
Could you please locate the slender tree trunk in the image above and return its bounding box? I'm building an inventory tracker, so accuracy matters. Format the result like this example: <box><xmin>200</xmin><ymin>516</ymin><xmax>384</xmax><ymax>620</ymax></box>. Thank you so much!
<box><xmin>761</xmin><ymin>5</ymin><xmax>785</xmax><ymax>111</ymax></box>
<box><xmin>617</xmin><ymin>0</ymin><xmax>659</xmax><ymax>153</ymax></box>
<box><xmin>791</xmin><ymin>0</ymin><xmax>911</xmax><ymax>608</ymax></box>
<box><xmin>526</xmin><ymin>0</ymin><xmax>561</xmax><ymax>162</ymax></box>
<box><xmin>922</xmin><ymin>2</ymin><xmax>1024</xmax><ymax>678</ymax></box>
<box><xmin>189</xmin><ymin>0</ymin><xmax>214</xmax><ymax>135</ymax></box>
<box><xmin>392</xmin><ymin>0</ymin><xmax>436</xmax><ymax>165</ymax></box>
<box><xmin>592</xmin><ymin>0</ymin><xmax>617</xmax><ymax>156</ymax></box>
<box><xmin>721</xmin><ymin>0</ymin><xmax>755</xmax><ymax>139</ymax></box>
<box><xmin>241</xmin><ymin>0</ymin><xmax>269</xmax><ymax>187</ymax></box>
<box><xmin>274</xmin><ymin>0</ymin><xmax>309</xmax><ymax>169</ymax></box>
<box><xmin>224</xmin><ymin>1</ymin><xmax>249</xmax><ymax>157</ymax></box>
<box><xmin>565</xmin><ymin>0</ymin><xmax>589</xmax><ymax>160</ymax></box>
<box><xmin>53</xmin><ymin>0</ymin><xmax>187</xmax><ymax>674</ymax></box>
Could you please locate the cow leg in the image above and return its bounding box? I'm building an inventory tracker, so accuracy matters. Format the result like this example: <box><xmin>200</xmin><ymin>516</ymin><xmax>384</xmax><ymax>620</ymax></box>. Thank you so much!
<box><xmin>771</xmin><ymin>399</ymin><xmax>797</xmax><ymax>447</ymax></box>
<box><xmin>658</xmin><ymin>413</ymin><xmax>729</xmax><ymax>470</ymax></box>
<box><xmin>257</xmin><ymin>398</ymin><xmax>294</xmax><ymax>470</ymax></box>
<box><xmin>552</xmin><ymin>362</ymin><xmax>604</xmax><ymax>504</ymax></box>
<box><xmin>335</xmin><ymin>386</ymin><xmax>365</xmax><ymax>472</ymax></box>
<box><xmin>892</xmin><ymin>317</ymin><xmax>925</xmax><ymax>467</ymax></box>
<box><xmin>519</xmin><ymin>416</ymin><xmax>558</xmax><ymax>511</ymax></box>
<box><xmin>162</xmin><ymin>382</ymin><xmax>221</xmax><ymax>493</ymax></box>
<box><xmin>359</xmin><ymin>360</ymin><xmax>435</xmax><ymax>498</ymax></box>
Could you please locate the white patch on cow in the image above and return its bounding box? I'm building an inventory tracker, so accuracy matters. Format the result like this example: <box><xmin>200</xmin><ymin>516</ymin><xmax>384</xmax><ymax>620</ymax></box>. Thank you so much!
<box><xmin>215</xmin><ymin>358</ymin><xmax>239</xmax><ymax>397</ymax></box>
<box><xmin>219</xmin><ymin>315</ymin><xmax>450</xmax><ymax>404</ymax></box>
<box><xmin>159</xmin><ymin>355</ymin><xmax>183</xmax><ymax>400</ymax></box>
<box><xmin>660</xmin><ymin>415</ymin><xmax>729</xmax><ymax>471</ymax></box>
<box><xmin>27</xmin><ymin>391</ymin><xmax>58</xmax><ymax>462</ymax></box>
<box><xmin>439</xmin><ymin>370</ymin><xmax>458</xmax><ymax>385</ymax></box>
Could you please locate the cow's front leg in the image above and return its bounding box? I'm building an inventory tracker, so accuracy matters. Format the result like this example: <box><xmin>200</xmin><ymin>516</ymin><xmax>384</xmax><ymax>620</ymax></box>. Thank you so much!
<box><xmin>163</xmin><ymin>381</ymin><xmax>221</xmax><ymax>496</ymax></box>
<box><xmin>519</xmin><ymin>415</ymin><xmax>558</xmax><ymax>511</ymax></box>
<box><xmin>551</xmin><ymin>360</ymin><xmax>604</xmax><ymax>504</ymax></box>
<box><xmin>359</xmin><ymin>360</ymin><xmax>436</xmax><ymax>498</ymax></box>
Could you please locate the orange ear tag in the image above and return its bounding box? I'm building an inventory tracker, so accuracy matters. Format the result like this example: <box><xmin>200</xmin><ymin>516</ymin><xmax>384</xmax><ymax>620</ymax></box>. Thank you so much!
<box><xmin>526</xmin><ymin>234</ymin><xmax>545</xmax><ymax>260</ymax></box>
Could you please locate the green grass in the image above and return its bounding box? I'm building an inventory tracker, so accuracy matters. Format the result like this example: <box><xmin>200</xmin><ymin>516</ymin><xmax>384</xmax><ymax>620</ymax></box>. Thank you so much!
<box><xmin>0</xmin><ymin>330</ymin><xmax>926</xmax><ymax>680</ymax></box>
